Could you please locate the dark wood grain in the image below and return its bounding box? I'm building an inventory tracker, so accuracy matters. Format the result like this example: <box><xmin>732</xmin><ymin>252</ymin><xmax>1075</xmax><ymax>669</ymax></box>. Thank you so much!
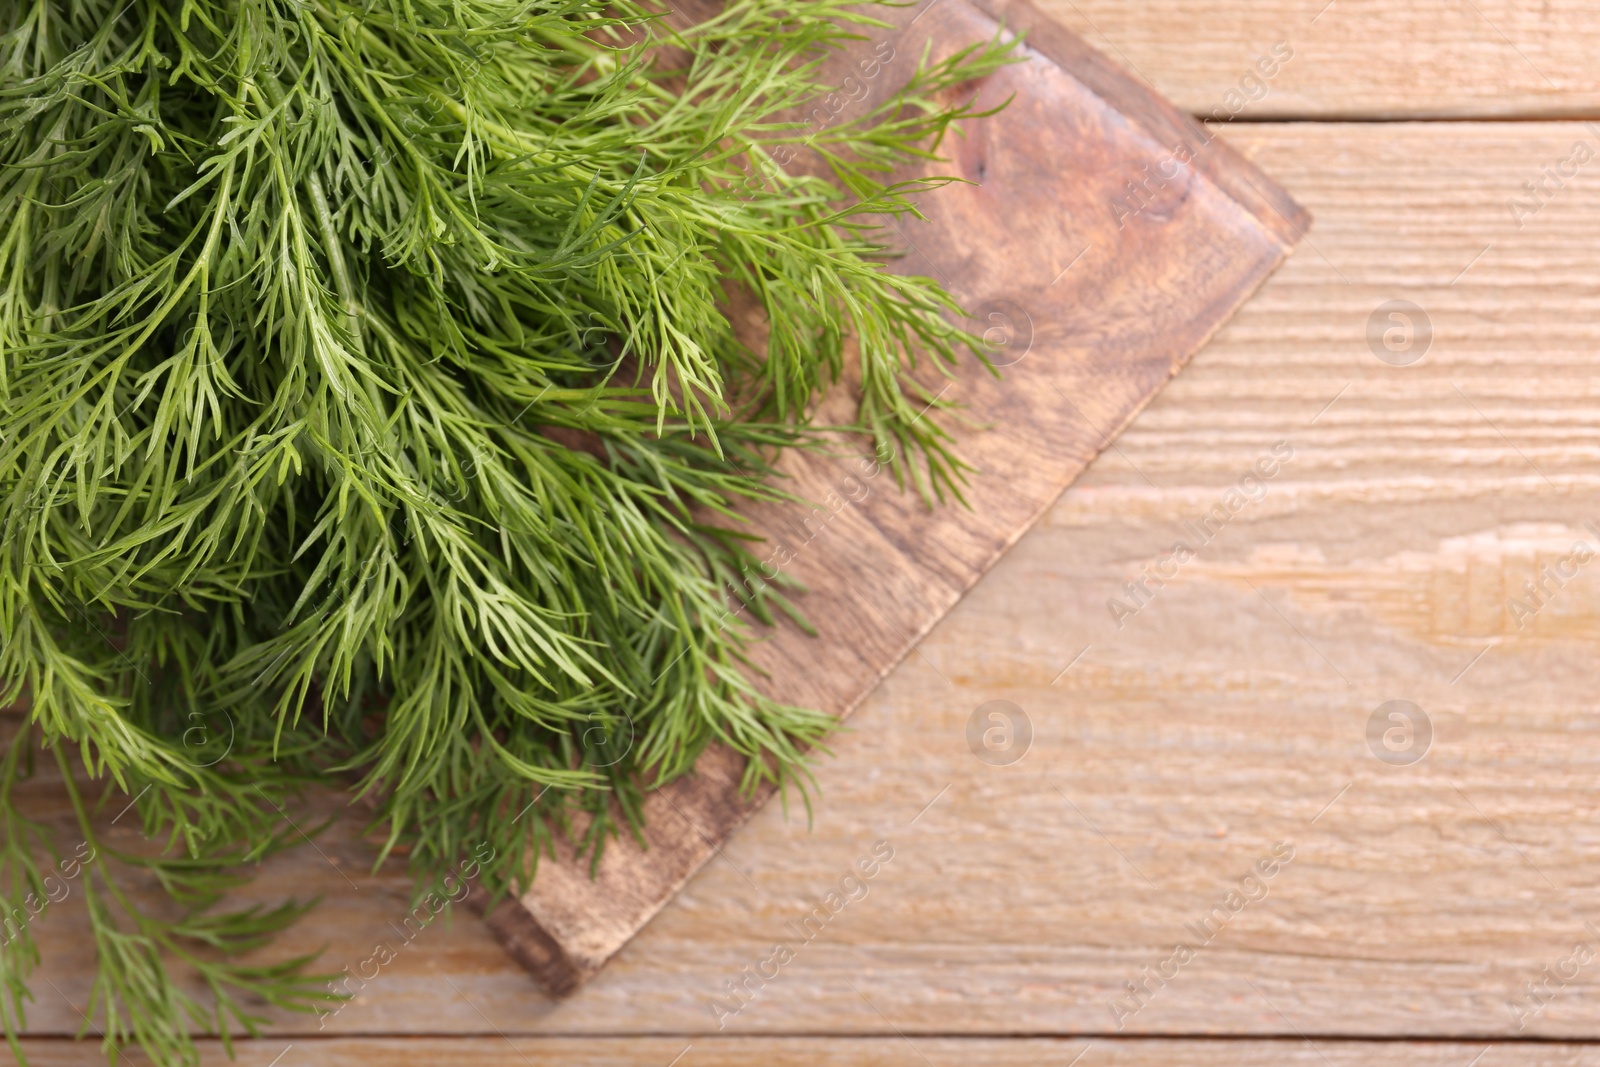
<box><xmin>479</xmin><ymin>0</ymin><xmax>1307</xmax><ymax>995</ymax></box>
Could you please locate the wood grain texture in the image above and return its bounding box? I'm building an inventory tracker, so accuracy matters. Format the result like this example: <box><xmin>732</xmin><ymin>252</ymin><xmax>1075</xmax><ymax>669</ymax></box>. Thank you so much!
<box><xmin>477</xmin><ymin>0</ymin><xmax>1307</xmax><ymax>996</ymax></box>
<box><xmin>19</xmin><ymin>1037</ymin><xmax>1600</xmax><ymax>1066</ymax></box>
<box><xmin>1031</xmin><ymin>0</ymin><xmax>1600</xmax><ymax>120</ymax></box>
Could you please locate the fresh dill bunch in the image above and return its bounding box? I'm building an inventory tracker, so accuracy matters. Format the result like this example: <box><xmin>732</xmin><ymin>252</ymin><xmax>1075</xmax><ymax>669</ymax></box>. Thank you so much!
<box><xmin>0</xmin><ymin>0</ymin><xmax>1016</xmax><ymax>1061</ymax></box>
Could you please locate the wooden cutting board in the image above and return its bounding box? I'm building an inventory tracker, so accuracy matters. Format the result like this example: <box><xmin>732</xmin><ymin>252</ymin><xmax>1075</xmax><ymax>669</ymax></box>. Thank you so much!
<box><xmin>477</xmin><ymin>0</ymin><xmax>1308</xmax><ymax>995</ymax></box>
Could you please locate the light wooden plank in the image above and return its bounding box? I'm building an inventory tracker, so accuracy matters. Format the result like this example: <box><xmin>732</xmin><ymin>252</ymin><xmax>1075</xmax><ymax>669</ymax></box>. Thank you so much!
<box><xmin>23</xmin><ymin>122</ymin><xmax>1600</xmax><ymax>1045</ymax></box>
<box><xmin>18</xmin><ymin>1037</ymin><xmax>1600</xmax><ymax>1066</ymax></box>
<box><xmin>1031</xmin><ymin>0</ymin><xmax>1600</xmax><ymax>119</ymax></box>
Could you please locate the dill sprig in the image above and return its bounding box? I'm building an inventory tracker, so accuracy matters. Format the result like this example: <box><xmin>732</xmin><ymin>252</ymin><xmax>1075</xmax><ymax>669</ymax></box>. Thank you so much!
<box><xmin>0</xmin><ymin>0</ymin><xmax>1016</xmax><ymax>1061</ymax></box>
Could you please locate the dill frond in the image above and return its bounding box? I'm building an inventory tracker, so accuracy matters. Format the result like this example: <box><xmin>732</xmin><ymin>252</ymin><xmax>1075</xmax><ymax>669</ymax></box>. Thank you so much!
<box><xmin>0</xmin><ymin>0</ymin><xmax>1016</xmax><ymax>1061</ymax></box>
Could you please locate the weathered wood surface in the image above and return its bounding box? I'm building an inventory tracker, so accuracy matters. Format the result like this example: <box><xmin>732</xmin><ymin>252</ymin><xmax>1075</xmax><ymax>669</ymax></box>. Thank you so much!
<box><xmin>24</xmin><ymin>122</ymin><xmax>1600</xmax><ymax>1062</ymax></box>
<box><xmin>20</xmin><ymin>1037</ymin><xmax>1600</xmax><ymax>1066</ymax></box>
<box><xmin>1034</xmin><ymin>0</ymin><xmax>1600</xmax><ymax>119</ymax></box>
<box><xmin>477</xmin><ymin>0</ymin><xmax>1307</xmax><ymax>996</ymax></box>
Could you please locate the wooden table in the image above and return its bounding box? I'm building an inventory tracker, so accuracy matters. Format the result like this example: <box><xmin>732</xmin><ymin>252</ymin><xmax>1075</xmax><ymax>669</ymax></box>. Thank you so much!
<box><xmin>24</xmin><ymin>0</ymin><xmax>1600</xmax><ymax>1062</ymax></box>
